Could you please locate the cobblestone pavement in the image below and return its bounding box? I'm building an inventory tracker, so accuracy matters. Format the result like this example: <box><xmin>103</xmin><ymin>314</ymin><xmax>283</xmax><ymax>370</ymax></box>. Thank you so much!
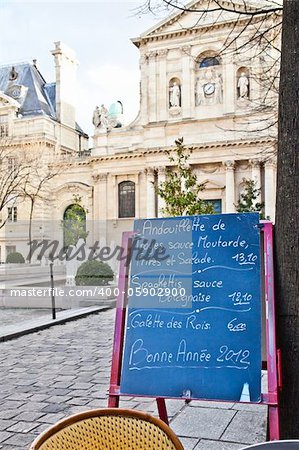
<box><xmin>0</xmin><ymin>309</ymin><xmax>267</xmax><ymax>450</ymax></box>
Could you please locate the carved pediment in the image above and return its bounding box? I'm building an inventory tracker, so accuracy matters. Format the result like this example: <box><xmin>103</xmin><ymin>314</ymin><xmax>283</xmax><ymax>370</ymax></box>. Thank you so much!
<box><xmin>202</xmin><ymin>179</ymin><xmax>225</xmax><ymax>190</ymax></box>
<box><xmin>136</xmin><ymin>0</ymin><xmax>267</xmax><ymax>42</ymax></box>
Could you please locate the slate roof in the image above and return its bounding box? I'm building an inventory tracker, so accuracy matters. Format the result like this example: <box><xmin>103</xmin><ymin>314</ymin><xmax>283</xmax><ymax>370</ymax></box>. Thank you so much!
<box><xmin>0</xmin><ymin>63</ymin><xmax>54</xmax><ymax>117</ymax></box>
<box><xmin>0</xmin><ymin>62</ymin><xmax>87</xmax><ymax>136</ymax></box>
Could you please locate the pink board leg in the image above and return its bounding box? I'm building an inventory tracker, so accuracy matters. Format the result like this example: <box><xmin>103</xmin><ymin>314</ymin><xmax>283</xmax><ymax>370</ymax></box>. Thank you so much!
<box><xmin>262</xmin><ymin>222</ymin><xmax>280</xmax><ymax>440</ymax></box>
<box><xmin>108</xmin><ymin>232</ymin><xmax>134</xmax><ymax>408</ymax></box>
<box><xmin>108</xmin><ymin>395</ymin><xmax>119</xmax><ymax>408</ymax></box>
<box><xmin>157</xmin><ymin>398</ymin><xmax>169</xmax><ymax>425</ymax></box>
<box><xmin>268</xmin><ymin>406</ymin><xmax>280</xmax><ymax>440</ymax></box>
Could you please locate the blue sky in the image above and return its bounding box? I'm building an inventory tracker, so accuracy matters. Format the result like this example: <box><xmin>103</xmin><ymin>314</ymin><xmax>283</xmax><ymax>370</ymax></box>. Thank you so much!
<box><xmin>0</xmin><ymin>1</ymin><xmax>160</xmax><ymax>137</ymax></box>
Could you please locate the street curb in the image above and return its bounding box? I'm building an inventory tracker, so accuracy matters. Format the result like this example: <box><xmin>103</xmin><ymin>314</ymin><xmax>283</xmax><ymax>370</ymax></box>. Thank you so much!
<box><xmin>0</xmin><ymin>304</ymin><xmax>114</xmax><ymax>343</ymax></box>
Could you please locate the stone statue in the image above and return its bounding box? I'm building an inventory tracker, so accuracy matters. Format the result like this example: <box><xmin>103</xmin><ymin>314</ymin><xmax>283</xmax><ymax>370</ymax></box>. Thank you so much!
<box><xmin>93</xmin><ymin>104</ymin><xmax>110</xmax><ymax>130</ymax></box>
<box><xmin>195</xmin><ymin>77</ymin><xmax>204</xmax><ymax>106</ymax></box>
<box><xmin>238</xmin><ymin>73</ymin><xmax>249</xmax><ymax>98</ymax></box>
<box><xmin>92</xmin><ymin>106</ymin><xmax>101</xmax><ymax>128</ymax></box>
<box><xmin>215</xmin><ymin>73</ymin><xmax>223</xmax><ymax>104</ymax></box>
<box><xmin>169</xmin><ymin>82</ymin><xmax>181</xmax><ymax>107</ymax></box>
<box><xmin>99</xmin><ymin>104</ymin><xmax>109</xmax><ymax>129</ymax></box>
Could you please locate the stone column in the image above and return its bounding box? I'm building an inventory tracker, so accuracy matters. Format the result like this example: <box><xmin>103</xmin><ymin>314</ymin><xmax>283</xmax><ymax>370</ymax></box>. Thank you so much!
<box><xmin>190</xmin><ymin>54</ymin><xmax>196</xmax><ymax>119</ymax></box>
<box><xmin>264</xmin><ymin>160</ymin><xmax>276</xmax><ymax>221</ymax></box>
<box><xmin>157</xmin><ymin>167</ymin><xmax>166</xmax><ymax>217</ymax></box>
<box><xmin>157</xmin><ymin>49</ymin><xmax>168</xmax><ymax>122</ymax></box>
<box><xmin>134</xmin><ymin>172</ymin><xmax>141</xmax><ymax>219</ymax></box>
<box><xmin>224</xmin><ymin>160</ymin><xmax>236</xmax><ymax>213</ymax></box>
<box><xmin>139</xmin><ymin>53</ymin><xmax>148</xmax><ymax>125</ymax></box>
<box><xmin>250</xmin><ymin>159</ymin><xmax>262</xmax><ymax>205</ymax></box>
<box><xmin>181</xmin><ymin>46</ymin><xmax>192</xmax><ymax>118</ymax></box>
<box><xmin>146</xmin><ymin>167</ymin><xmax>156</xmax><ymax>218</ymax></box>
<box><xmin>110</xmin><ymin>174</ymin><xmax>117</xmax><ymax>220</ymax></box>
<box><xmin>223</xmin><ymin>54</ymin><xmax>235</xmax><ymax>114</ymax></box>
<box><xmin>148</xmin><ymin>52</ymin><xmax>157</xmax><ymax>123</ymax></box>
<box><xmin>92</xmin><ymin>173</ymin><xmax>108</xmax><ymax>242</ymax></box>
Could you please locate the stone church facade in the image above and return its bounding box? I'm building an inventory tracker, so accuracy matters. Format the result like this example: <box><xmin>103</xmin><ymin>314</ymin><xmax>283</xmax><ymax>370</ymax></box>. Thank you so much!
<box><xmin>0</xmin><ymin>1</ymin><xmax>278</xmax><ymax>263</ymax></box>
<box><xmin>90</xmin><ymin>0</ymin><xmax>277</xmax><ymax>247</ymax></box>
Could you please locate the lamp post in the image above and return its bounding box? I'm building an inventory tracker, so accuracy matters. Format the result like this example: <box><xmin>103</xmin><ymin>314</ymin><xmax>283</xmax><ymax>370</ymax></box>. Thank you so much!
<box><xmin>49</xmin><ymin>255</ymin><xmax>56</xmax><ymax>320</ymax></box>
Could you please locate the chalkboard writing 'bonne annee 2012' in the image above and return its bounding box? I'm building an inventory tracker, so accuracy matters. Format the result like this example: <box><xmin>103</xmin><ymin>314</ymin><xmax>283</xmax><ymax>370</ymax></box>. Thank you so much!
<box><xmin>120</xmin><ymin>213</ymin><xmax>262</xmax><ymax>402</ymax></box>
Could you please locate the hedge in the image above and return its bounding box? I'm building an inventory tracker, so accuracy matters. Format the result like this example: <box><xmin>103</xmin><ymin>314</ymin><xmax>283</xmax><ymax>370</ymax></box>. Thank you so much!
<box><xmin>75</xmin><ymin>260</ymin><xmax>114</xmax><ymax>286</ymax></box>
<box><xmin>6</xmin><ymin>252</ymin><xmax>25</xmax><ymax>264</ymax></box>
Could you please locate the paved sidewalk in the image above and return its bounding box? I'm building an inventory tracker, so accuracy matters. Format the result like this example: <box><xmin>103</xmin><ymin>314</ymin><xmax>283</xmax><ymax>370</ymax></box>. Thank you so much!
<box><xmin>0</xmin><ymin>306</ymin><xmax>109</xmax><ymax>342</ymax></box>
<box><xmin>0</xmin><ymin>309</ymin><xmax>267</xmax><ymax>450</ymax></box>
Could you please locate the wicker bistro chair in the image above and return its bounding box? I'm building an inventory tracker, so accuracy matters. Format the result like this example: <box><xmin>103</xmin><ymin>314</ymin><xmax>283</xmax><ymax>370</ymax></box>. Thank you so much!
<box><xmin>29</xmin><ymin>408</ymin><xmax>185</xmax><ymax>450</ymax></box>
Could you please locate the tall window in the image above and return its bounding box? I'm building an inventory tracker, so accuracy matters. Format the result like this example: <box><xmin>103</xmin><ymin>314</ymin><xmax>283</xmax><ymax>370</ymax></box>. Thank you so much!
<box><xmin>8</xmin><ymin>206</ymin><xmax>17</xmax><ymax>222</ymax></box>
<box><xmin>8</xmin><ymin>157</ymin><xmax>18</xmax><ymax>179</ymax></box>
<box><xmin>0</xmin><ymin>115</ymin><xmax>9</xmax><ymax>137</ymax></box>
<box><xmin>119</xmin><ymin>181</ymin><xmax>135</xmax><ymax>218</ymax></box>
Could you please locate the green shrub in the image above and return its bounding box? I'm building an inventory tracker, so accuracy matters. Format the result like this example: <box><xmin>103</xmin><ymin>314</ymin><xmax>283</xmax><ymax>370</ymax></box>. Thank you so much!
<box><xmin>75</xmin><ymin>260</ymin><xmax>114</xmax><ymax>286</ymax></box>
<box><xmin>6</xmin><ymin>252</ymin><xmax>25</xmax><ymax>264</ymax></box>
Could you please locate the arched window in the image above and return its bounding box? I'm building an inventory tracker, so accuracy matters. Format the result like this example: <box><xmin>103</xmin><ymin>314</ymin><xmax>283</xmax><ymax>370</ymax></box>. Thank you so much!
<box><xmin>199</xmin><ymin>56</ymin><xmax>220</xmax><ymax>68</ymax></box>
<box><xmin>119</xmin><ymin>181</ymin><xmax>135</xmax><ymax>218</ymax></box>
<box><xmin>63</xmin><ymin>204</ymin><xmax>87</xmax><ymax>247</ymax></box>
<box><xmin>195</xmin><ymin>52</ymin><xmax>222</xmax><ymax>106</ymax></box>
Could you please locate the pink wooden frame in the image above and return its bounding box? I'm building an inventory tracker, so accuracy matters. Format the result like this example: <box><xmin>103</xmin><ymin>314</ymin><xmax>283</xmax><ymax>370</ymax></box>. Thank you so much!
<box><xmin>108</xmin><ymin>232</ymin><xmax>133</xmax><ymax>408</ymax></box>
<box><xmin>108</xmin><ymin>222</ymin><xmax>280</xmax><ymax>438</ymax></box>
<box><xmin>261</xmin><ymin>221</ymin><xmax>280</xmax><ymax>439</ymax></box>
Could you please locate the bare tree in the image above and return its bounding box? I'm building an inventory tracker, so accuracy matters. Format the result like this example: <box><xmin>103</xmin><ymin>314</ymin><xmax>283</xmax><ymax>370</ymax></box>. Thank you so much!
<box><xmin>137</xmin><ymin>0</ymin><xmax>282</xmax><ymax>19</ymax></box>
<box><xmin>0</xmin><ymin>139</ymin><xmax>32</xmax><ymax>228</ymax></box>
<box><xmin>21</xmin><ymin>162</ymin><xmax>60</xmax><ymax>263</ymax></box>
<box><xmin>0</xmin><ymin>138</ymin><xmax>60</xmax><ymax>262</ymax></box>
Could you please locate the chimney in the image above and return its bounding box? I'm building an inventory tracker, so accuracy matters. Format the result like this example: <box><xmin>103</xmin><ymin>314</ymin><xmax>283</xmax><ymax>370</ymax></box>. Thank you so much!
<box><xmin>51</xmin><ymin>41</ymin><xmax>78</xmax><ymax>129</ymax></box>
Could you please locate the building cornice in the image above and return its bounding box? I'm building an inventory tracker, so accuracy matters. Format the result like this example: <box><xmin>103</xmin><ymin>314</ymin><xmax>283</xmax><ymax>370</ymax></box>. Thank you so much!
<box><xmin>73</xmin><ymin>138</ymin><xmax>276</xmax><ymax>167</ymax></box>
<box><xmin>0</xmin><ymin>135</ymin><xmax>56</xmax><ymax>148</ymax></box>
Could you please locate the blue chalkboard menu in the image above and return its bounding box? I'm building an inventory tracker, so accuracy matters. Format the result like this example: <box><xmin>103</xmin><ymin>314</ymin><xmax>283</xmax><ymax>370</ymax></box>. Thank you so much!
<box><xmin>120</xmin><ymin>213</ymin><xmax>262</xmax><ymax>402</ymax></box>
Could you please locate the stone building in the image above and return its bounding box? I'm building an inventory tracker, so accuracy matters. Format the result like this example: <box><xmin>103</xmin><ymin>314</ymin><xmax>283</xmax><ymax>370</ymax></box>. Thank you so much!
<box><xmin>89</xmin><ymin>0</ymin><xmax>278</xmax><ymax>246</ymax></box>
<box><xmin>0</xmin><ymin>1</ymin><xmax>279</xmax><ymax>264</ymax></box>
<box><xmin>0</xmin><ymin>42</ymin><xmax>88</xmax><ymax>262</ymax></box>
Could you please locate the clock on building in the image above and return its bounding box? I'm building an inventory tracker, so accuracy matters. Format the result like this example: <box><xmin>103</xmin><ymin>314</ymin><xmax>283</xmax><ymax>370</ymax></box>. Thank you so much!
<box><xmin>203</xmin><ymin>82</ymin><xmax>215</xmax><ymax>96</ymax></box>
<box><xmin>6</xmin><ymin>85</ymin><xmax>22</xmax><ymax>100</ymax></box>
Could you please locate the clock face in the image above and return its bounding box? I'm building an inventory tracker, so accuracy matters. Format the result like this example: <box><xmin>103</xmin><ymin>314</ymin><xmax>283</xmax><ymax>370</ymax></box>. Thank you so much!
<box><xmin>7</xmin><ymin>85</ymin><xmax>21</xmax><ymax>99</ymax></box>
<box><xmin>203</xmin><ymin>82</ymin><xmax>215</xmax><ymax>96</ymax></box>
<box><xmin>11</xmin><ymin>88</ymin><xmax>21</xmax><ymax>98</ymax></box>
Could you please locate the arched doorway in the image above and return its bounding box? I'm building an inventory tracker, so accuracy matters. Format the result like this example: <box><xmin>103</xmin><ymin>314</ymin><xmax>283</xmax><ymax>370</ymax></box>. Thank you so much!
<box><xmin>63</xmin><ymin>204</ymin><xmax>87</xmax><ymax>247</ymax></box>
